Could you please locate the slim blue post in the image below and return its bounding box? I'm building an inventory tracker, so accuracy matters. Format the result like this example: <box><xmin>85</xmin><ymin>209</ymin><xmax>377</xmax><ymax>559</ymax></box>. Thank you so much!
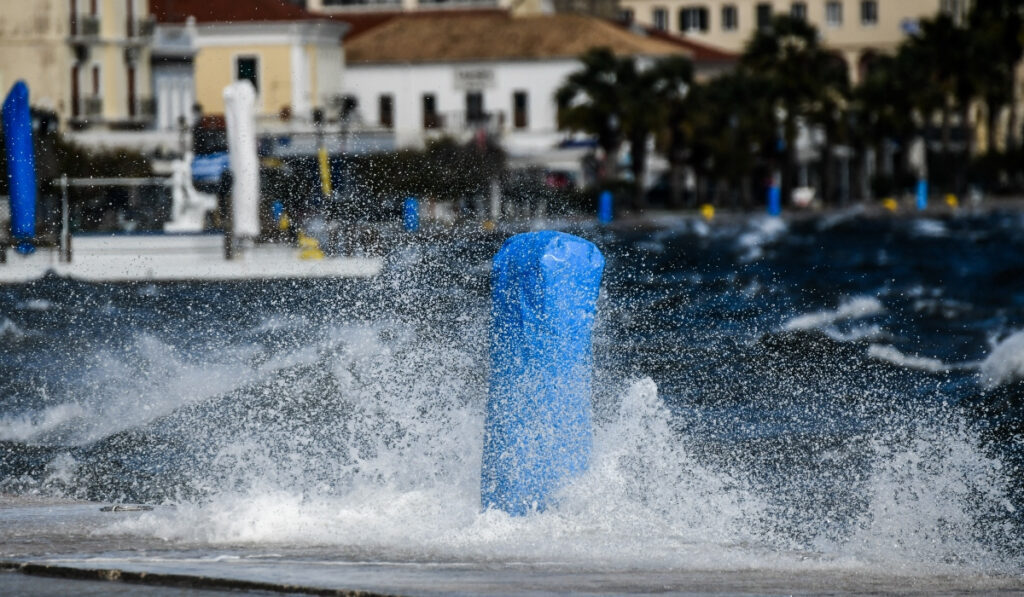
<box><xmin>768</xmin><ymin>183</ymin><xmax>781</xmax><ymax>216</ymax></box>
<box><xmin>482</xmin><ymin>231</ymin><xmax>604</xmax><ymax>516</ymax></box>
<box><xmin>916</xmin><ymin>179</ymin><xmax>928</xmax><ymax>211</ymax></box>
<box><xmin>597</xmin><ymin>190</ymin><xmax>613</xmax><ymax>225</ymax></box>
<box><xmin>2</xmin><ymin>81</ymin><xmax>37</xmax><ymax>254</ymax></box>
<box><xmin>403</xmin><ymin>197</ymin><xmax>419</xmax><ymax>232</ymax></box>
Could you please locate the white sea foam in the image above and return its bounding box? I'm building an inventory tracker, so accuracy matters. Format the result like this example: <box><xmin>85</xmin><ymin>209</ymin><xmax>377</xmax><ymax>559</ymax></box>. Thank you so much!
<box><xmin>736</xmin><ymin>217</ymin><xmax>788</xmax><ymax>262</ymax></box>
<box><xmin>910</xmin><ymin>219</ymin><xmax>949</xmax><ymax>238</ymax></box>
<box><xmin>111</xmin><ymin>377</ymin><xmax>1021</xmax><ymax>575</ymax></box>
<box><xmin>0</xmin><ymin>317</ymin><xmax>27</xmax><ymax>340</ymax></box>
<box><xmin>0</xmin><ymin>403</ymin><xmax>86</xmax><ymax>443</ymax></box>
<box><xmin>783</xmin><ymin>296</ymin><xmax>885</xmax><ymax>332</ymax></box>
<box><xmin>867</xmin><ymin>344</ymin><xmax>950</xmax><ymax>373</ymax></box>
<box><xmin>979</xmin><ymin>329</ymin><xmax>1024</xmax><ymax>388</ymax></box>
<box><xmin>17</xmin><ymin>298</ymin><xmax>53</xmax><ymax>311</ymax></box>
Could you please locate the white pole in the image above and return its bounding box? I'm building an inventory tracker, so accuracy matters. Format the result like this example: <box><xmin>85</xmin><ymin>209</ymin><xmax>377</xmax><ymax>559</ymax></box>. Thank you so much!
<box><xmin>223</xmin><ymin>81</ymin><xmax>260</xmax><ymax>240</ymax></box>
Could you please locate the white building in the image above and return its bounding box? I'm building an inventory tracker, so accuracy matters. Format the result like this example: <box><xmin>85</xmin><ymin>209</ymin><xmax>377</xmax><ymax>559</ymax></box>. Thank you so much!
<box><xmin>342</xmin><ymin>12</ymin><xmax>734</xmax><ymax>160</ymax></box>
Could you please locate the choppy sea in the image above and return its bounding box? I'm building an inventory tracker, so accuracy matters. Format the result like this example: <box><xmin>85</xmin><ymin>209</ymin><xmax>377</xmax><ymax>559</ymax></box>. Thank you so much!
<box><xmin>1</xmin><ymin>210</ymin><xmax>1023</xmax><ymax>592</ymax></box>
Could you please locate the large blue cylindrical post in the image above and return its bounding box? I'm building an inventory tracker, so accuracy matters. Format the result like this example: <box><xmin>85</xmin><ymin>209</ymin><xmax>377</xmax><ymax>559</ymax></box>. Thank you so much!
<box><xmin>2</xmin><ymin>81</ymin><xmax>37</xmax><ymax>254</ymax></box>
<box><xmin>916</xmin><ymin>179</ymin><xmax>928</xmax><ymax>211</ymax></box>
<box><xmin>597</xmin><ymin>190</ymin><xmax>613</xmax><ymax>225</ymax></box>
<box><xmin>403</xmin><ymin>197</ymin><xmax>419</xmax><ymax>232</ymax></box>
<box><xmin>482</xmin><ymin>231</ymin><xmax>604</xmax><ymax>516</ymax></box>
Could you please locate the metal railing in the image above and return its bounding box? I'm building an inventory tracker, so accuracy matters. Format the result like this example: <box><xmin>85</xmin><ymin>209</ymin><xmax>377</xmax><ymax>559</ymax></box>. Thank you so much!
<box><xmin>80</xmin><ymin>15</ymin><xmax>100</xmax><ymax>38</ymax></box>
<box><xmin>83</xmin><ymin>96</ymin><xmax>103</xmax><ymax>118</ymax></box>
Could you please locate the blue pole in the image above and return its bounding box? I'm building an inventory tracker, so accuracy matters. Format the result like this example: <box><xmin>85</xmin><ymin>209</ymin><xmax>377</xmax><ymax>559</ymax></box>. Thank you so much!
<box><xmin>916</xmin><ymin>178</ymin><xmax>928</xmax><ymax>211</ymax></box>
<box><xmin>403</xmin><ymin>197</ymin><xmax>419</xmax><ymax>232</ymax></box>
<box><xmin>597</xmin><ymin>190</ymin><xmax>613</xmax><ymax>225</ymax></box>
<box><xmin>2</xmin><ymin>81</ymin><xmax>37</xmax><ymax>254</ymax></box>
<box><xmin>768</xmin><ymin>181</ymin><xmax>781</xmax><ymax>217</ymax></box>
<box><xmin>482</xmin><ymin>231</ymin><xmax>604</xmax><ymax>516</ymax></box>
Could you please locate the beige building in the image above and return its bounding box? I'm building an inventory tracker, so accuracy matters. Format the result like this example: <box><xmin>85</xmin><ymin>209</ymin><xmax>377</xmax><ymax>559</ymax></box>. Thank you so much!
<box><xmin>0</xmin><ymin>0</ymin><xmax>155</xmax><ymax>129</ymax></box>
<box><xmin>616</xmin><ymin>0</ymin><xmax>971</xmax><ymax>81</ymax></box>
<box><xmin>151</xmin><ymin>0</ymin><xmax>348</xmax><ymax>124</ymax></box>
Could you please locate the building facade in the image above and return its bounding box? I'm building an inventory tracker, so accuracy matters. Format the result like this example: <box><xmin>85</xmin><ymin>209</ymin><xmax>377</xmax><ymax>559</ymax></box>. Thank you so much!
<box><xmin>150</xmin><ymin>0</ymin><xmax>348</xmax><ymax>128</ymax></box>
<box><xmin>616</xmin><ymin>0</ymin><xmax>972</xmax><ymax>81</ymax></box>
<box><xmin>0</xmin><ymin>0</ymin><xmax>155</xmax><ymax>129</ymax></box>
<box><xmin>343</xmin><ymin>12</ymin><xmax>731</xmax><ymax>159</ymax></box>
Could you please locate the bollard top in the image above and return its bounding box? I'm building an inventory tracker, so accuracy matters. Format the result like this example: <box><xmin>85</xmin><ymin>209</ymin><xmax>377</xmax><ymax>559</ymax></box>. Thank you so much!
<box><xmin>492</xmin><ymin>231</ymin><xmax>604</xmax><ymax>331</ymax></box>
<box><xmin>3</xmin><ymin>81</ymin><xmax>29</xmax><ymax>115</ymax></box>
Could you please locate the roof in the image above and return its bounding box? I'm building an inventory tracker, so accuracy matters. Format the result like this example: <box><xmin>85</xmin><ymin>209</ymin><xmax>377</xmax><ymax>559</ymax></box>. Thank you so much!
<box><xmin>150</xmin><ymin>0</ymin><xmax>316</xmax><ymax>24</ymax></box>
<box><xmin>621</xmin><ymin>22</ymin><xmax>738</xmax><ymax>63</ymax></box>
<box><xmin>345</xmin><ymin>13</ymin><xmax>696</xmax><ymax>64</ymax></box>
<box><xmin>331</xmin><ymin>9</ymin><xmax>508</xmax><ymax>41</ymax></box>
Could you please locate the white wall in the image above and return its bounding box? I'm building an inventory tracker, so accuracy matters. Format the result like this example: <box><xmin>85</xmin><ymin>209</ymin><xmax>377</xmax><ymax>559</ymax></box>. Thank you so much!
<box><xmin>344</xmin><ymin>59</ymin><xmax>579</xmax><ymax>155</ymax></box>
<box><xmin>153</xmin><ymin>63</ymin><xmax>195</xmax><ymax>131</ymax></box>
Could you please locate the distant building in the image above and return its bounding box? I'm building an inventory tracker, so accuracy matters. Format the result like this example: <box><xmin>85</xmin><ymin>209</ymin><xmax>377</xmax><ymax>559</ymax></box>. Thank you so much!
<box><xmin>150</xmin><ymin>0</ymin><xmax>349</xmax><ymax>127</ymax></box>
<box><xmin>0</xmin><ymin>0</ymin><xmax>155</xmax><ymax>130</ymax></box>
<box><xmin>615</xmin><ymin>0</ymin><xmax>972</xmax><ymax>81</ymax></box>
<box><xmin>303</xmin><ymin>0</ymin><xmax>622</xmax><ymax>19</ymax></box>
<box><xmin>342</xmin><ymin>11</ymin><xmax>734</xmax><ymax>156</ymax></box>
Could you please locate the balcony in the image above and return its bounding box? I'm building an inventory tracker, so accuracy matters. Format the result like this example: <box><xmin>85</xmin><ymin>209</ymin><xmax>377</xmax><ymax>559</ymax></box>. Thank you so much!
<box><xmin>130</xmin><ymin>16</ymin><xmax>155</xmax><ymax>39</ymax></box>
<box><xmin>79</xmin><ymin>15</ymin><xmax>100</xmax><ymax>38</ymax></box>
<box><xmin>137</xmin><ymin>98</ymin><xmax>156</xmax><ymax>120</ymax></box>
<box><xmin>83</xmin><ymin>96</ymin><xmax>103</xmax><ymax>119</ymax></box>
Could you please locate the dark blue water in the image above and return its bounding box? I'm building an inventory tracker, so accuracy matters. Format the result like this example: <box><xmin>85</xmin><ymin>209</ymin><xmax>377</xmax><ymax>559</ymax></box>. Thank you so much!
<box><xmin>1</xmin><ymin>210</ymin><xmax>1022</xmax><ymax>574</ymax></box>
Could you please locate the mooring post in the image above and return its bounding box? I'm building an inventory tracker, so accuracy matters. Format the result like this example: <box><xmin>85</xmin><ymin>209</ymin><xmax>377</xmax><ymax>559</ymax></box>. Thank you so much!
<box><xmin>598</xmin><ymin>190</ymin><xmax>613</xmax><ymax>226</ymax></box>
<box><xmin>482</xmin><ymin>231</ymin><xmax>604</xmax><ymax>516</ymax></box>
<box><xmin>403</xmin><ymin>197</ymin><xmax>419</xmax><ymax>232</ymax></box>
<box><xmin>2</xmin><ymin>81</ymin><xmax>37</xmax><ymax>254</ymax></box>
<box><xmin>768</xmin><ymin>171</ymin><xmax>782</xmax><ymax>217</ymax></box>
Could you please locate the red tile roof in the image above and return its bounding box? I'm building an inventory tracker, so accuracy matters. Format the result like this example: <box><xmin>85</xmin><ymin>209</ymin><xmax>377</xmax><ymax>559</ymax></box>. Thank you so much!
<box><xmin>345</xmin><ymin>12</ymin><xmax>696</xmax><ymax>64</ymax></box>
<box><xmin>619</xmin><ymin>21</ymin><xmax>738</xmax><ymax>63</ymax></box>
<box><xmin>150</xmin><ymin>0</ymin><xmax>316</xmax><ymax>24</ymax></box>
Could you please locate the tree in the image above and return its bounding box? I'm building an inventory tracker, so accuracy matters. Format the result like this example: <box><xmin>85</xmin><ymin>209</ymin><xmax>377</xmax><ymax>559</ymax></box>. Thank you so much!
<box><xmin>556</xmin><ymin>48</ymin><xmax>627</xmax><ymax>185</ymax></box>
<box><xmin>740</xmin><ymin>15</ymin><xmax>849</xmax><ymax>205</ymax></box>
<box><xmin>650</xmin><ymin>55</ymin><xmax>695</xmax><ymax>207</ymax></box>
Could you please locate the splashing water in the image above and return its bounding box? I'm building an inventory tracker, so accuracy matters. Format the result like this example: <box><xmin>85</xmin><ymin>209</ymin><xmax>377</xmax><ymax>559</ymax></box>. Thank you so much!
<box><xmin>1</xmin><ymin>213</ymin><xmax>1023</xmax><ymax>583</ymax></box>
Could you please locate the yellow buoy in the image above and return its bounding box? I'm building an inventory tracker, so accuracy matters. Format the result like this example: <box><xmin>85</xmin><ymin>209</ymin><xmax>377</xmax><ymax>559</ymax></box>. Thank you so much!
<box><xmin>278</xmin><ymin>213</ymin><xmax>290</xmax><ymax>231</ymax></box>
<box><xmin>882</xmin><ymin>198</ymin><xmax>898</xmax><ymax>212</ymax></box>
<box><xmin>700</xmin><ymin>203</ymin><xmax>715</xmax><ymax>221</ymax></box>
<box><xmin>482</xmin><ymin>220</ymin><xmax>496</xmax><ymax>232</ymax></box>
<box><xmin>297</xmin><ymin>232</ymin><xmax>324</xmax><ymax>260</ymax></box>
<box><xmin>945</xmin><ymin>194</ymin><xmax>959</xmax><ymax>208</ymax></box>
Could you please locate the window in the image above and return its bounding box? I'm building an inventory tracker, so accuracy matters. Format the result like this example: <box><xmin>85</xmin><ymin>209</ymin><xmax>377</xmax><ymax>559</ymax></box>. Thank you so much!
<box><xmin>235</xmin><ymin>56</ymin><xmax>259</xmax><ymax>92</ymax></box>
<box><xmin>466</xmin><ymin>91</ymin><xmax>485</xmax><ymax>124</ymax></box>
<box><xmin>513</xmin><ymin>91</ymin><xmax>528</xmax><ymax>129</ymax></box>
<box><xmin>619</xmin><ymin>8</ymin><xmax>634</xmax><ymax>22</ymax></box>
<box><xmin>826</xmin><ymin>1</ymin><xmax>843</xmax><ymax>27</ymax></box>
<box><xmin>721</xmin><ymin>4</ymin><xmax>738</xmax><ymax>31</ymax></box>
<box><xmin>860</xmin><ymin>0</ymin><xmax>877</xmax><ymax>25</ymax></box>
<box><xmin>70</xmin><ymin>65</ymin><xmax>80</xmax><ymax>117</ymax></box>
<box><xmin>679</xmin><ymin>6</ymin><xmax>709</xmax><ymax>33</ymax></box>
<box><xmin>653</xmin><ymin>7</ymin><xmax>668</xmax><ymax>31</ymax></box>
<box><xmin>423</xmin><ymin>93</ymin><xmax>439</xmax><ymax>129</ymax></box>
<box><xmin>756</xmin><ymin>3</ymin><xmax>772</xmax><ymax>30</ymax></box>
<box><xmin>791</xmin><ymin>2</ymin><xmax>807</xmax><ymax>20</ymax></box>
<box><xmin>379</xmin><ymin>94</ymin><xmax>393</xmax><ymax>128</ymax></box>
<box><xmin>940</xmin><ymin>0</ymin><xmax>967</xmax><ymax>24</ymax></box>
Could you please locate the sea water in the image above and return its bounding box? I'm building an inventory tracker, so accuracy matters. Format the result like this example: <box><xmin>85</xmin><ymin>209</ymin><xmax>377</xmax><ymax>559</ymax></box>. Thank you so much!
<box><xmin>1</xmin><ymin>213</ymin><xmax>1023</xmax><ymax>591</ymax></box>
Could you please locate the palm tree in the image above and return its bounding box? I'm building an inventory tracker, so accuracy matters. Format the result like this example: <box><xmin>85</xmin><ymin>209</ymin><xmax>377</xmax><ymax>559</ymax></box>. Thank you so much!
<box><xmin>969</xmin><ymin>1</ymin><xmax>1024</xmax><ymax>153</ymax></box>
<box><xmin>740</xmin><ymin>15</ymin><xmax>849</xmax><ymax>205</ymax></box>
<box><xmin>556</xmin><ymin>48</ymin><xmax>627</xmax><ymax>185</ymax></box>
<box><xmin>649</xmin><ymin>55</ymin><xmax>695</xmax><ymax>207</ymax></box>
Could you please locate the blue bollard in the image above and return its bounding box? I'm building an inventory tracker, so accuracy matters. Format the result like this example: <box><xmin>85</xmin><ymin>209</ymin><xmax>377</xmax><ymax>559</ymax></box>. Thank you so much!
<box><xmin>482</xmin><ymin>231</ymin><xmax>604</xmax><ymax>516</ymax></box>
<box><xmin>597</xmin><ymin>190</ymin><xmax>613</xmax><ymax>225</ymax></box>
<box><xmin>768</xmin><ymin>183</ymin><xmax>781</xmax><ymax>216</ymax></box>
<box><xmin>2</xmin><ymin>81</ymin><xmax>37</xmax><ymax>254</ymax></box>
<box><xmin>916</xmin><ymin>179</ymin><xmax>928</xmax><ymax>211</ymax></box>
<box><xmin>403</xmin><ymin>197</ymin><xmax>419</xmax><ymax>232</ymax></box>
